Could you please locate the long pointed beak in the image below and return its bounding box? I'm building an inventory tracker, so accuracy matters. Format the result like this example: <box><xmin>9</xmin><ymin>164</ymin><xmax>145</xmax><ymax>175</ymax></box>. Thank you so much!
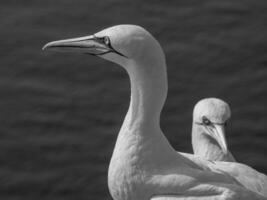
<box><xmin>212</xmin><ymin>124</ymin><xmax>228</xmax><ymax>154</ymax></box>
<box><xmin>42</xmin><ymin>35</ymin><xmax>112</xmax><ymax>55</ymax></box>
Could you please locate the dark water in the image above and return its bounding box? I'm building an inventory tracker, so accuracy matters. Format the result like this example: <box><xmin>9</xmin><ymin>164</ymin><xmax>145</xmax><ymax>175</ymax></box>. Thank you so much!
<box><xmin>0</xmin><ymin>0</ymin><xmax>267</xmax><ymax>199</ymax></box>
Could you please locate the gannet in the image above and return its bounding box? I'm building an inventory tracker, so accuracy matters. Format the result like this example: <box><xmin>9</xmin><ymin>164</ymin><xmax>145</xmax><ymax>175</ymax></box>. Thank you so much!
<box><xmin>192</xmin><ymin>98</ymin><xmax>235</xmax><ymax>162</ymax></box>
<box><xmin>43</xmin><ymin>25</ymin><xmax>267</xmax><ymax>200</ymax></box>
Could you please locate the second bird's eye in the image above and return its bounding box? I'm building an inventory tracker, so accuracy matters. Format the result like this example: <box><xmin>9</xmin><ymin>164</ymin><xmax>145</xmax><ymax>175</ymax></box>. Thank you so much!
<box><xmin>202</xmin><ymin>116</ymin><xmax>211</xmax><ymax>126</ymax></box>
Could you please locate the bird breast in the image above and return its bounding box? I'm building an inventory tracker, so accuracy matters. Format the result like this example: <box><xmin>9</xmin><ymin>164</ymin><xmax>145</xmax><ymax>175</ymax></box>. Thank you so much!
<box><xmin>108</xmin><ymin>149</ymin><xmax>149</xmax><ymax>200</ymax></box>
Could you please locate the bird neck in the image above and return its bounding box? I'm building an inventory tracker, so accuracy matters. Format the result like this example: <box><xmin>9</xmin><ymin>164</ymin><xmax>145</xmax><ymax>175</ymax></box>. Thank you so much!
<box><xmin>123</xmin><ymin>59</ymin><xmax>168</xmax><ymax>132</ymax></box>
<box><xmin>192</xmin><ymin>124</ymin><xmax>226</xmax><ymax>161</ymax></box>
<box><xmin>108</xmin><ymin>56</ymin><xmax>174</xmax><ymax>184</ymax></box>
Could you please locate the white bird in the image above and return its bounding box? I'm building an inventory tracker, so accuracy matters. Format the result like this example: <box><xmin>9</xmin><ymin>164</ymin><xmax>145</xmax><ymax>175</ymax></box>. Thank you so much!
<box><xmin>43</xmin><ymin>25</ymin><xmax>267</xmax><ymax>200</ymax></box>
<box><xmin>192</xmin><ymin>98</ymin><xmax>235</xmax><ymax>162</ymax></box>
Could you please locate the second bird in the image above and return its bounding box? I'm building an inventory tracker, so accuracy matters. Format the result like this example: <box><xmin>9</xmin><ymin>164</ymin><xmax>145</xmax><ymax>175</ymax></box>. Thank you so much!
<box><xmin>192</xmin><ymin>98</ymin><xmax>235</xmax><ymax>162</ymax></box>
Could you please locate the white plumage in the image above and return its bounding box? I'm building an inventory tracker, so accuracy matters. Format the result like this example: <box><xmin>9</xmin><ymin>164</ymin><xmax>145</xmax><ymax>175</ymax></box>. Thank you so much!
<box><xmin>43</xmin><ymin>25</ymin><xmax>267</xmax><ymax>200</ymax></box>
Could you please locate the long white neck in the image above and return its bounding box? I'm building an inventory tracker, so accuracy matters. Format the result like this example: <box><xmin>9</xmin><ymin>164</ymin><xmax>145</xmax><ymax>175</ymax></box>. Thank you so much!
<box><xmin>109</xmin><ymin>54</ymin><xmax>176</xmax><ymax>165</ymax></box>
<box><xmin>124</xmin><ymin>59</ymin><xmax>168</xmax><ymax>131</ymax></box>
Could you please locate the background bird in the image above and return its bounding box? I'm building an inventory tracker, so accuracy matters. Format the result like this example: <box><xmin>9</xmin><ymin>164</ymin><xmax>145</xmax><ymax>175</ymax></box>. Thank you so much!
<box><xmin>192</xmin><ymin>98</ymin><xmax>235</xmax><ymax>161</ymax></box>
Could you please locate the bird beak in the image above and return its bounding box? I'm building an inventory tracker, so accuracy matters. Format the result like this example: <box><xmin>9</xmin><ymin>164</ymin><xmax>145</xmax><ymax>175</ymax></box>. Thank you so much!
<box><xmin>42</xmin><ymin>35</ymin><xmax>113</xmax><ymax>56</ymax></box>
<box><xmin>210</xmin><ymin>124</ymin><xmax>228</xmax><ymax>154</ymax></box>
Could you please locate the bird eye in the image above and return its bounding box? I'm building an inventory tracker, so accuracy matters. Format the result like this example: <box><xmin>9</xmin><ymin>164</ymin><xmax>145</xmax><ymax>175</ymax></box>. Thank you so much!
<box><xmin>202</xmin><ymin>116</ymin><xmax>211</xmax><ymax>126</ymax></box>
<box><xmin>103</xmin><ymin>36</ymin><xmax>110</xmax><ymax>45</ymax></box>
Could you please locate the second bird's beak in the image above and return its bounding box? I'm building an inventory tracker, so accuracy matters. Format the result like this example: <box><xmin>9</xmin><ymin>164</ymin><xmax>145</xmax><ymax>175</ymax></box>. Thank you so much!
<box><xmin>42</xmin><ymin>35</ymin><xmax>112</xmax><ymax>56</ymax></box>
<box><xmin>209</xmin><ymin>124</ymin><xmax>228</xmax><ymax>154</ymax></box>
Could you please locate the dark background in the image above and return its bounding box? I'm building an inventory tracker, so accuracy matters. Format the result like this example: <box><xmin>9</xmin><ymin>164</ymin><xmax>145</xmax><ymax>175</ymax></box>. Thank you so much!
<box><xmin>0</xmin><ymin>0</ymin><xmax>267</xmax><ymax>199</ymax></box>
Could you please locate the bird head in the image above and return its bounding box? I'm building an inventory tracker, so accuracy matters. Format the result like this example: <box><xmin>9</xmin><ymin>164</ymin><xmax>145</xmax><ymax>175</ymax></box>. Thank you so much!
<box><xmin>193</xmin><ymin>98</ymin><xmax>231</xmax><ymax>154</ymax></box>
<box><xmin>43</xmin><ymin>25</ymin><xmax>164</xmax><ymax>69</ymax></box>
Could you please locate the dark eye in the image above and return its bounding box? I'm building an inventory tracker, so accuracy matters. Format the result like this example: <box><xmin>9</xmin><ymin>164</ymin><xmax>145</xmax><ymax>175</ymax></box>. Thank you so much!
<box><xmin>103</xmin><ymin>36</ymin><xmax>110</xmax><ymax>45</ymax></box>
<box><xmin>202</xmin><ymin>116</ymin><xmax>211</xmax><ymax>126</ymax></box>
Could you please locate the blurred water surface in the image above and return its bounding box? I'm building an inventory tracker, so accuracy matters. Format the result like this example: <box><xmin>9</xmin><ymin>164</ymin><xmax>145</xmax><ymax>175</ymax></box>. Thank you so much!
<box><xmin>0</xmin><ymin>0</ymin><xmax>267</xmax><ymax>199</ymax></box>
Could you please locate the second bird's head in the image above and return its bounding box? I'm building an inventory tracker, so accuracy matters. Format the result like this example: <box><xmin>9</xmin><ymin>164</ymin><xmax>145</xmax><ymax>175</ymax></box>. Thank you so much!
<box><xmin>43</xmin><ymin>25</ymin><xmax>165</xmax><ymax>69</ymax></box>
<box><xmin>193</xmin><ymin>98</ymin><xmax>231</xmax><ymax>154</ymax></box>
